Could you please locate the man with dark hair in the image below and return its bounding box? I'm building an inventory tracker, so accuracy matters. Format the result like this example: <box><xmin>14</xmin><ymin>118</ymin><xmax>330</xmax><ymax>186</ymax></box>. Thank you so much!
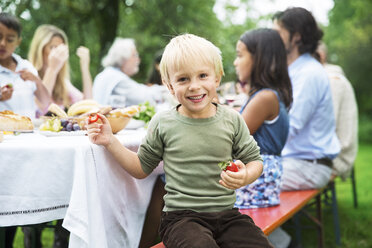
<box><xmin>272</xmin><ymin>7</ymin><xmax>340</xmax><ymax>191</ymax></box>
<box><xmin>269</xmin><ymin>8</ymin><xmax>340</xmax><ymax>247</ymax></box>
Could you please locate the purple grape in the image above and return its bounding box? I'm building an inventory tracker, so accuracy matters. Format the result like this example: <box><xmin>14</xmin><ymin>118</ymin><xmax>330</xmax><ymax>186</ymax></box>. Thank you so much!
<box><xmin>61</xmin><ymin>119</ymin><xmax>68</xmax><ymax>127</ymax></box>
<box><xmin>66</xmin><ymin>122</ymin><xmax>73</xmax><ymax>131</ymax></box>
<box><xmin>72</xmin><ymin>123</ymin><xmax>80</xmax><ymax>131</ymax></box>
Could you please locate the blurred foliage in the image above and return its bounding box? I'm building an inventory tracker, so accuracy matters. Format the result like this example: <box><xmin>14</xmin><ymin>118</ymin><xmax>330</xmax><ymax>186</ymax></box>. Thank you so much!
<box><xmin>324</xmin><ymin>0</ymin><xmax>372</xmax><ymax>117</ymax></box>
<box><xmin>0</xmin><ymin>0</ymin><xmax>256</xmax><ymax>88</ymax></box>
<box><xmin>1</xmin><ymin>0</ymin><xmax>371</xmax><ymax>119</ymax></box>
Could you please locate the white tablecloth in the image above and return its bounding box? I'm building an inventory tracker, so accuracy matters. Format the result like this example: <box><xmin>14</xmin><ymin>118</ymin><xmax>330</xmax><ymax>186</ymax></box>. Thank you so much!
<box><xmin>0</xmin><ymin>129</ymin><xmax>164</xmax><ymax>247</ymax></box>
<box><xmin>0</xmin><ymin>133</ymin><xmax>76</xmax><ymax>225</ymax></box>
<box><xmin>63</xmin><ymin>130</ymin><xmax>164</xmax><ymax>248</ymax></box>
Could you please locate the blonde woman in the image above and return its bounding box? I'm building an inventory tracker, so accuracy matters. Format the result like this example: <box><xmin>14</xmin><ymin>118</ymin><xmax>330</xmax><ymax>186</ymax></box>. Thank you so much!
<box><xmin>28</xmin><ymin>24</ymin><xmax>92</xmax><ymax>113</ymax></box>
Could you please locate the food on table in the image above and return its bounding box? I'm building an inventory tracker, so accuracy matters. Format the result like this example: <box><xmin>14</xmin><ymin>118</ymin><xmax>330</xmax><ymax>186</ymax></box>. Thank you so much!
<box><xmin>97</xmin><ymin>105</ymin><xmax>112</xmax><ymax>115</ymax></box>
<box><xmin>0</xmin><ymin>110</ymin><xmax>34</xmax><ymax>131</ymax></box>
<box><xmin>67</xmin><ymin>99</ymin><xmax>100</xmax><ymax>116</ymax></box>
<box><xmin>218</xmin><ymin>161</ymin><xmax>239</xmax><ymax>172</ymax></box>
<box><xmin>39</xmin><ymin>117</ymin><xmax>63</xmax><ymax>132</ymax></box>
<box><xmin>95</xmin><ymin>105</ymin><xmax>140</xmax><ymax>134</ymax></box>
<box><xmin>108</xmin><ymin>105</ymin><xmax>140</xmax><ymax>118</ymax></box>
<box><xmin>133</xmin><ymin>101</ymin><xmax>155</xmax><ymax>124</ymax></box>
<box><xmin>39</xmin><ymin>117</ymin><xmax>82</xmax><ymax>132</ymax></box>
<box><xmin>61</xmin><ymin>119</ymin><xmax>81</xmax><ymax>131</ymax></box>
<box><xmin>48</xmin><ymin>103</ymin><xmax>68</xmax><ymax>118</ymax></box>
<box><xmin>40</xmin><ymin>100</ymin><xmax>141</xmax><ymax>133</ymax></box>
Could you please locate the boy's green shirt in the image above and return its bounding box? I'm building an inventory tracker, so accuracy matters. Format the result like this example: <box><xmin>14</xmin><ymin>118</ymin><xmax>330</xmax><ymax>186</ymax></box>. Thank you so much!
<box><xmin>138</xmin><ymin>104</ymin><xmax>262</xmax><ymax>212</ymax></box>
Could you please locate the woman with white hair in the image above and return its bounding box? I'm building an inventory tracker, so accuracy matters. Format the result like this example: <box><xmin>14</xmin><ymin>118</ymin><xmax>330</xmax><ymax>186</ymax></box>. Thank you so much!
<box><xmin>93</xmin><ymin>38</ymin><xmax>157</xmax><ymax>107</ymax></box>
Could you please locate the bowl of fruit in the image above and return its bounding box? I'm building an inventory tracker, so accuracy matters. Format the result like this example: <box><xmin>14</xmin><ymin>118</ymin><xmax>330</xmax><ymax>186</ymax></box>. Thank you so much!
<box><xmin>42</xmin><ymin>101</ymin><xmax>141</xmax><ymax>134</ymax></box>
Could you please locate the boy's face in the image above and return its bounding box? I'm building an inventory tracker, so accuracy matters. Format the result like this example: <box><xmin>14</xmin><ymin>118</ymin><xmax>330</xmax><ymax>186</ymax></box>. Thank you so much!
<box><xmin>0</xmin><ymin>23</ymin><xmax>21</xmax><ymax>61</ymax></box>
<box><xmin>167</xmin><ymin>61</ymin><xmax>221</xmax><ymax>118</ymax></box>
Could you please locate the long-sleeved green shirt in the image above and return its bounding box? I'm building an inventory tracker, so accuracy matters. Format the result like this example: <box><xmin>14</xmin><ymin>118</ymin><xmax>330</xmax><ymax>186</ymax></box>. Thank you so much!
<box><xmin>138</xmin><ymin>104</ymin><xmax>262</xmax><ymax>212</ymax></box>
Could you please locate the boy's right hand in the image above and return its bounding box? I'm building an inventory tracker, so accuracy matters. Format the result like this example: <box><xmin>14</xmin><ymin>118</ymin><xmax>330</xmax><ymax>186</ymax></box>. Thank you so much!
<box><xmin>86</xmin><ymin>113</ymin><xmax>114</xmax><ymax>146</ymax></box>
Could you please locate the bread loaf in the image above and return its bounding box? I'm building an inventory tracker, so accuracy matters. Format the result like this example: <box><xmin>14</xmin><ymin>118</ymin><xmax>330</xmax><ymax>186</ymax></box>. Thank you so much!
<box><xmin>0</xmin><ymin>110</ymin><xmax>34</xmax><ymax>131</ymax></box>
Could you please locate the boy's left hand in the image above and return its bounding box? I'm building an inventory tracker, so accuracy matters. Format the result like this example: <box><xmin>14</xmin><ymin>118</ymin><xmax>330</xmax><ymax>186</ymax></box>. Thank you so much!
<box><xmin>219</xmin><ymin>160</ymin><xmax>248</xmax><ymax>190</ymax></box>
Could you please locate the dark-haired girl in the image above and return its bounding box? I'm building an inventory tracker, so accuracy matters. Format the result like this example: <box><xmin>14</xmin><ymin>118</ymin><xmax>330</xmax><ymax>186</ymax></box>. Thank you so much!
<box><xmin>234</xmin><ymin>28</ymin><xmax>293</xmax><ymax>208</ymax></box>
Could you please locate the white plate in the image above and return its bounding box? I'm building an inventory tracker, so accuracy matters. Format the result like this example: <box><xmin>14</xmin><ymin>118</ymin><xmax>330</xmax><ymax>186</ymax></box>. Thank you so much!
<box><xmin>38</xmin><ymin>130</ymin><xmax>87</xmax><ymax>137</ymax></box>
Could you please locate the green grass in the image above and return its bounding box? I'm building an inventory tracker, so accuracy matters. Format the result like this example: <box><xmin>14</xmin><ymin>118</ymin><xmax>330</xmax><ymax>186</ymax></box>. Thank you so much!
<box><xmin>283</xmin><ymin>143</ymin><xmax>372</xmax><ymax>247</ymax></box>
<box><xmin>13</xmin><ymin>223</ymin><xmax>54</xmax><ymax>248</ymax></box>
<box><xmin>12</xmin><ymin>144</ymin><xmax>372</xmax><ymax>247</ymax></box>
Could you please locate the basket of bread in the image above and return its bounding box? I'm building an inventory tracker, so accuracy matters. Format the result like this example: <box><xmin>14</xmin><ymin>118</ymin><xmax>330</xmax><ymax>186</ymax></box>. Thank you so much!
<box><xmin>40</xmin><ymin>100</ymin><xmax>140</xmax><ymax>134</ymax></box>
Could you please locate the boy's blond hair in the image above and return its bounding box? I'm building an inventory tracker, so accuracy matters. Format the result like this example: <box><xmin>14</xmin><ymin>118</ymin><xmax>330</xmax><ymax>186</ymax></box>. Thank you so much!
<box><xmin>159</xmin><ymin>34</ymin><xmax>224</xmax><ymax>87</ymax></box>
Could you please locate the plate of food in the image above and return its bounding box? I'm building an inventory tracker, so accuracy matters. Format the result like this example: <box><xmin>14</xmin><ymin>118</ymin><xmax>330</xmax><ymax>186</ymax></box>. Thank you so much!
<box><xmin>43</xmin><ymin>101</ymin><xmax>141</xmax><ymax>134</ymax></box>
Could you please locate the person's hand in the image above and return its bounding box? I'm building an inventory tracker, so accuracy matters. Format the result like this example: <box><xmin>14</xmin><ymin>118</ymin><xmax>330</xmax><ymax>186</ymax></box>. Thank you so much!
<box><xmin>219</xmin><ymin>160</ymin><xmax>249</xmax><ymax>190</ymax></box>
<box><xmin>18</xmin><ymin>69</ymin><xmax>42</xmax><ymax>84</ymax></box>
<box><xmin>48</xmin><ymin>44</ymin><xmax>69</xmax><ymax>73</ymax></box>
<box><xmin>86</xmin><ymin>113</ymin><xmax>114</xmax><ymax>146</ymax></box>
<box><xmin>76</xmin><ymin>46</ymin><xmax>90</xmax><ymax>68</ymax></box>
<box><xmin>0</xmin><ymin>85</ymin><xmax>13</xmax><ymax>101</ymax></box>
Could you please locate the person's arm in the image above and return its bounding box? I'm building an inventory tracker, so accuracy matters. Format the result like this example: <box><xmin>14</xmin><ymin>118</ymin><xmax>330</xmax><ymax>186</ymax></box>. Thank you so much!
<box><xmin>219</xmin><ymin>159</ymin><xmax>263</xmax><ymax>190</ymax></box>
<box><xmin>86</xmin><ymin>113</ymin><xmax>148</xmax><ymax>179</ymax></box>
<box><xmin>18</xmin><ymin>70</ymin><xmax>51</xmax><ymax>110</ymax></box>
<box><xmin>76</xmin><ymin>46</ymin><xmax>93</xmax><ymax>99</ymax></box>
<box><xmin>241</xmin><ymin>90</ymin><xmax>279</xmax><ymax>134</ymax></box>
<box><xmin>42</xmin><ymin>44</ymin><xmax>69</xmax><ymax>95</ymax></box>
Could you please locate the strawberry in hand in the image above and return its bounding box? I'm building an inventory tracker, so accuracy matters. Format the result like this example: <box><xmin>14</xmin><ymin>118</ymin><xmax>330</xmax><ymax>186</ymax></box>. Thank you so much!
<box><xmin>218</xmin><ymin>161</ymin><xmax>239</xmax><ymax>172</ymax></box>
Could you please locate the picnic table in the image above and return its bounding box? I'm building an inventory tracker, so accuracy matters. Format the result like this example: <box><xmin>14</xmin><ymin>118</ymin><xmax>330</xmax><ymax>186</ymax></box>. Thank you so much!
<box><xmin>0</xmin><ymin>128</ymin><xmax>164</xmax><ymax>247</ymax></box>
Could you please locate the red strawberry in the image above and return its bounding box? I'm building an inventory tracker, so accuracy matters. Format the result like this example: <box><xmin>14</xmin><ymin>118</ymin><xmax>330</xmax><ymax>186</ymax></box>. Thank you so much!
<box><xmin>218</xmin><ymin>161</ymin><xmax>239</xmax><ymax>172</ymax></box>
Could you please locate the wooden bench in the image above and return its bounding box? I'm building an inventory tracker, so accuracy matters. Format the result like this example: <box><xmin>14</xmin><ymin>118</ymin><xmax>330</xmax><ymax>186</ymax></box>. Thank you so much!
<box><xmin>152</xmin><ymin>189</ymin><xmax>324</xmax><ymax>248</ymax></box>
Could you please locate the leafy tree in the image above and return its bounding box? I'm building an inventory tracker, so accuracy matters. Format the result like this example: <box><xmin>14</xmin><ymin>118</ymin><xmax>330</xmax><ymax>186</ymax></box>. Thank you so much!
<box><xmin>324</xmin><ymin>0</ymin><xmax>372</xmax><ymax>115</ymax></box>
<box><xmin>1</xmin><ymin>0</ymin><xmax>235</xmax><ymax>87</ymax></box>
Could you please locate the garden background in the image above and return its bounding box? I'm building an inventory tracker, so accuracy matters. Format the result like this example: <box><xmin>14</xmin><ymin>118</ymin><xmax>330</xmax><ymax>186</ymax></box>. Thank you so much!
<box><xmin>1</xmin><ymin>0</ymin><xmax>371</xmax><ymax>247</ymax></box>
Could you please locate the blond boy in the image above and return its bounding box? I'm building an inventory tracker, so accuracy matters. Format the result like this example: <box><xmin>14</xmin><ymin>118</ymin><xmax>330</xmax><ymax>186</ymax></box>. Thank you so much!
<box><xmin>87</xmin><ymin>34</ymin><xmax>272</xmax><ymax>247</ymax></box>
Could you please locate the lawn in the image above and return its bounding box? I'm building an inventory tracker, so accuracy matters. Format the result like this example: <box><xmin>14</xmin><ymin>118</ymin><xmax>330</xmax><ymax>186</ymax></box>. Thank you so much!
<box><xmin>11</xmin><ymin>144</ymin><xmax>372</xmax><ymax>247</ymax></box>
<box><xmin>285</xmin><ymin>143</ymin><xmax>372</xmax><ymax>247</ymax></box>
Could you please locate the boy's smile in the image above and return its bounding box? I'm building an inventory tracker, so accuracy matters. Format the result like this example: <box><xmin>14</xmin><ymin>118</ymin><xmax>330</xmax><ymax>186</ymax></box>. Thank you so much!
<box><xmin>168</xmin><ymin>62</ymin><xmax>221</xmax><ymax>119</ymax></box>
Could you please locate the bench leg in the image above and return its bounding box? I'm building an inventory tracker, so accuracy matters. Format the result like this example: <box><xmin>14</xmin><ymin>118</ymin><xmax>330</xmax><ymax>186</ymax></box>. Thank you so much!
<box><xmin>330</xmin><ymin>181</ymin><xmax>341</xmax><ymax>246</ymax></box>
<box><xmin>293</xmin><ymin>213</ymin><xmax>302</xmax><ymax>244</ymax></box>
<box><xmin>316</xmin><ymin>194</ymin><xmax>324</xmax><ymax>248</ymax></box>
<box><xmin>351</xmin><ymin>166</ymin><xmax>358</xmax><ymax>208</ymax></box>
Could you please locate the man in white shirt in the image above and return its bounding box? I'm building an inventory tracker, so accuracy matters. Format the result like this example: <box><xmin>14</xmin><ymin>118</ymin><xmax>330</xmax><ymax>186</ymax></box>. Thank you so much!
<box><xmin>317</xmin><ymin>42</ymin><xmax>358</xmax><ymax>180</ymax></box>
